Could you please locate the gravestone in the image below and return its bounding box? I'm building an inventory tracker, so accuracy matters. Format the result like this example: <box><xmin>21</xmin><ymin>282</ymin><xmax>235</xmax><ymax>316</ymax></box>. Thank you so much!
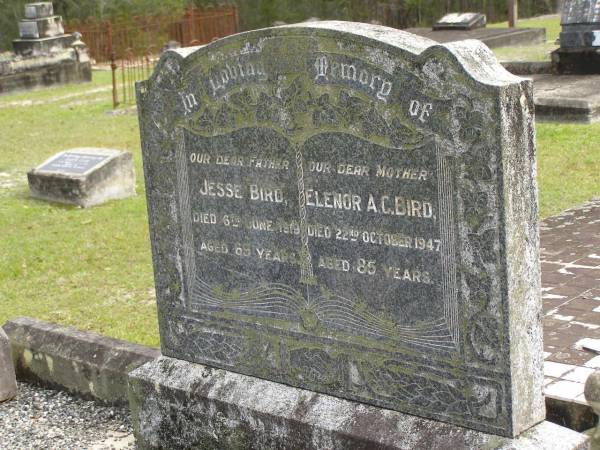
<box><xmin>0</xmin><ymin>2</ymin><xmax>90</xmax><ymax>95</ymax></box>
<box><xmin>27</xmin><ymin>148</ymin><xmax>135</xmax><ymax>207</ymax></box>
<box><xmin>24</xmin><ymin>2</ymin><xmax>54</xmax><ymax>20</ymax></box>
<box><xmin>560</xmin><ymin>0</ymin><xmax>600</xmax><ymax>48</ymax></box>
<box><xmin>433</xmin><ymin>12</ymin><xmax>486</xmax><ymax>30</ymax></box>
<box><xmin>553</xmin><ymin>0</ymin><xmax>600</xmax><ymax>73</ymax></box>
<box><xmin>0</xmin><ymin>328</ymin><xmax>17</xmax><ymax>402</ymax></box>
<box><xmin>12</xmin><ymin>2</ymin><xmax>73</xmax><ymax>56</ymax></box>
<box><xmin>130</xmin><ymin>21</ymin><xmax>588</xmax><ymax>449</ymax></box>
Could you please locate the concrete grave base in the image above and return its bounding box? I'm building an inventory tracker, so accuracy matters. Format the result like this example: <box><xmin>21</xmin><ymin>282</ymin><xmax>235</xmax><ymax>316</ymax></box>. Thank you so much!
<box><xmin>12</xmin><ymin>34</ymin><xmax>74</xmax><ymax>56</ymax></box>
<box><xmin>3</xmin><ymin>317</ymin><xmax>159</xmax><ymax>405</ymax></box>
<box><xmin>129</xmin><ymin>356</ymin><xmax>589</xmax><ymax>450</ymax></box>
<box><xmin>27</xmin><ymin>148</ymin><xmax>135</xmax><ymax>207</ymax></box>
<box><xmin>532</xmin><ymin>74</ymin><xmax>600</xmax><ymax>123</ymax></box>
<box><xmin>0</xmin><ymin>328</ymin><xmax>17</xmax><ymax>402</ymax></box>
<box><xmin>0</xmin><ymin>52</ymin><xmax>90</xmax><ymax>95</ymax></box>
<box><xmin>552</xmin><ymin>48</ymin><xmax>600</xmax><ymax>75</ymax></box>
<box><xmin>406</xmin><ymin>27</ymin><xmax>545</xmax><ymax>48</ymax></box>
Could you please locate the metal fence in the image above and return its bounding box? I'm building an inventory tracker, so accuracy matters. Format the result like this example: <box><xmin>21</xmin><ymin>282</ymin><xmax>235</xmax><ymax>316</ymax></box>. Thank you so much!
<box><xmin>66</xmin><ymin>6</ymin><xmax>239</xmax><ymax>63</ymax></box>
<box><xmin>65</xmin><ymin>7</ymin><xmax>239</xmax><ymax>108</ymax></box>
<box><xmin>118</xmin><ymin>47</ymin><xmax>158</xmax><ymax>106</ymax></box>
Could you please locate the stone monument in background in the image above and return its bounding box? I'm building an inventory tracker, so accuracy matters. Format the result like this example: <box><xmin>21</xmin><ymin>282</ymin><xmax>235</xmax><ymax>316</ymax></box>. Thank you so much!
<box><xmin>553</xmin><ymin>0</ymin><xmax>600</xmax><ymax>73</ymax></box>
<box><xmin>12</xmin><ymin>2</ymin><xmax>69</xmax><ymax>56</ymax></box>
<box><xmin>129</xmin><ymin>21</ymin><xmax>589</xmax><ymax>449</ymax></box>
<box><xmin>0</xmin><ymin>2</ymin><xmax>91</xmax><ymax>94</ymax></box>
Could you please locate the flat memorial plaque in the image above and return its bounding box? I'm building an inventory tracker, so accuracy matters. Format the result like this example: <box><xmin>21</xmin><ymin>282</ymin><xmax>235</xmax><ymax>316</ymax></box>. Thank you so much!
<box><xmin>38</xmin><ymin>152</ymin><xmax>110</xmax><ymax>174</ymax></box>
<box><xmin>138</xmin><ymin>22</ymin><xmax>543</xmax><ymax>437</ymax></box>
<box><xmin>433</xmin><ymin>12</ymin><xmax>486</xmax><ymax>30</ymax></box>
<box><xmin>28</xmin><ymin>148</ymin><xmax>135</xmax><ymax>207</ymax></box>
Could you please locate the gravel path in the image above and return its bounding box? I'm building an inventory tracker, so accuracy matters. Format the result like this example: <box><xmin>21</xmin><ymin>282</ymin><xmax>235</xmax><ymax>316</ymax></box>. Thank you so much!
<box><xmin>0</xmin><ymin>382</ymin><xmax>134</xmax><ymax>450</ymax></box>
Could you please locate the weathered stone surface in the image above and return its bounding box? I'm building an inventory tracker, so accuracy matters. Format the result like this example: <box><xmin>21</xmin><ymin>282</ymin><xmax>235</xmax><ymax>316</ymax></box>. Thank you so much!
<box><xmin>584</xmin><ymin>370</ymin><xmax>600</xmax><ymax>442</ymax></box>
<box><xmin>129</xmin><ymin>356</ymin><xmax>588</xmax><ymax>450</ymax></box>
<box><xmin>553</xmin><ymin>0</ymin><xmax>600</xmax><ymax>74</ymax></box>
<box><xmin>137</xmin><ymin>21</ymin><xmax>542</xmax><ymax>437</ymax></box>
<box><xmin>24</xmin><ymin>2</ymin><xmax>54</xmax><ymax>20</ymax></box>
<box><xmin>0</xmin><ymin>328</ymin><xmax>17</xmax><ymax>402</ymax></box>
<box><xmin>1</xmin><ymin>2</ymin><xmax>90</xmax><ymax>94</ymax></box>
<box><xmin>18</xmin><ymin>16</ymin><xmax>64</xmax><ymax>39</ymax></box>
<box><xmin>551</xmin><ymin>48</ymin><xmax>600</xmax><ymax>75</ymax></box>
<box><xmin>407</xmin><ymin>27</ymin><xmax>545</xmax><ymax>48</ymax></box>
<box><xmin>0</xmin><ymin>49</ymin><xmax>91</xmax><ymax>95</ymax></box>
<box><xmin>559</xmin><ymin>0</ymin><xmax>600</xmax><ymax>49</ymax></box>
<box><xmin>433</xmin><ymin>13</ymin><xmax>486</xmax><ymax>31</ymax></box>
<box><xmin>532</xmin><ymin>74</ymin><xmax>600</xmax><ymax>123</ymax></box>
<box><xmin>27</xmin><ymin>148</ymin><xmax>135</xmax><ymax>207</ymax></box>
<box><xmin>546</xmin><ymin>396</ymin><xmax>596</xmax><ymax>433</ymax></box>
<box><xmin>3</xmin><ymin>317</ymin><xmax>160</xmax><ymax>405</ymax></box>
<box><xmin>11</xmin><ymin>34</ymin><xmax>75</xmax><ymax>56</ymax></box>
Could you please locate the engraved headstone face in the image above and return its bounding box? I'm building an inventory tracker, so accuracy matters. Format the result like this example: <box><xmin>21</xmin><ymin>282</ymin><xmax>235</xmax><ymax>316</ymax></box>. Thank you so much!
<box><xmin>560</xmin><ymin>0</ymin><xmax>600</xmax><ymax>48</ymax></box>
<box><xmin>138</xmin><ymin>22</ymin><xmax>542</xmax><ymax>437</ymax></box>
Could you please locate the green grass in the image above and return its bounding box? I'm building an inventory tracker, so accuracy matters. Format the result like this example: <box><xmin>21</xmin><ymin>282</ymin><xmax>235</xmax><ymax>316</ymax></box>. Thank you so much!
<box><xmin>0</xmin><ymin>71</ymin><xmax>159</xmax><ymax>347</ymax></box>
<box><xmin>536</xmin><ymin>122</ymin><xmax>600</xmax><ymax>217</ymax></box>
<box><xmin>489</xmin><ymin>14</ymin><xmax>560</xmax><ymax>62</ymax></box>
<box><xmin>0</xmin><ymin>71</ymin><xmax>599</xmax><ymax>346</ymax></box>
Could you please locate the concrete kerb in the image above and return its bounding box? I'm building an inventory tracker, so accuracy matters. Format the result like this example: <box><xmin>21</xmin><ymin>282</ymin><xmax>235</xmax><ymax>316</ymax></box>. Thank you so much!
<box><xmin>2</xmin><ymin>317</ymin><xmax>160</xmax><ymax>406</ymax></box>
<box><xmin>0</xmin><ymin>327</ymin><xmax>17</xmax><ymax>402</ymax></box>
<box><xmin>1</xmin><ymin>316</ymin><xmax>595</xmax><ymax>446</ymax></box>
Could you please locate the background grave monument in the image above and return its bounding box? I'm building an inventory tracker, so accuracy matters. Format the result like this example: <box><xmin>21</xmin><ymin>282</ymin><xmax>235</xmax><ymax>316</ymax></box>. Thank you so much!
<box><xmin>27</xmin><ymin>148</ymin><xmax>135</xmax><ymax>207</ymax></box>
<box><xmin>0</xmin><ymin>2</ymin><xmax>90</xmax><ymax>95</ymax></box>
<box><xmin>553</xmin><ymin>0</ymin><xmax>600</xmax><ymax>73</ymax></box>
<box><xmin>129</xmin><ymin>21</ymin><xmax>588</xmax><ymax>449</ymax></box>
<box><xmin>433</xmin><ymin>12</ymin><xmax>486</xmax><ymax>30</ymax></box>
<box><xmin>12</xmin><ymin>2</ymin><xmax>70</xmax><ymax>56</ymax></box>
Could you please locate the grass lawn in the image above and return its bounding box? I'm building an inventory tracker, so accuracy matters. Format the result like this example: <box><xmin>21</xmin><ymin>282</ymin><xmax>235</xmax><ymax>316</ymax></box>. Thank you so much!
<box><xmin>0</xmin><ymin>71</ymin><xmax>158</xmax><ymax>346</ymax></box>
<box><xmin>0</xmin><ymin>70</ymin><xmax>599</xmax><ymax>347</ymax></box>
<box><xmin>489</xmin><ymin>14</ymin><xmax>560</xmax><ymax>62</ymax></box>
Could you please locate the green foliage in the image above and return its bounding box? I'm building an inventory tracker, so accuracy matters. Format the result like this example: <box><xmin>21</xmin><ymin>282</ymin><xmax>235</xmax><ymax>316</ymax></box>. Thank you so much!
<box><xmin>0</xmin><ymin>0</ymin><xmax>30</xmax><ymax>51</ymax></box>
<box><xmin>233</xmin><ymin>0</ymin><xmax>372</xmax><ymax>30</ymax></box>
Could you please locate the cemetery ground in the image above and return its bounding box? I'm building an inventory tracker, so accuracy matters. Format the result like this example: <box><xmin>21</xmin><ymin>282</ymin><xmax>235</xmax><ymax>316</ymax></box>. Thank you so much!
<box><xmin>0</xmin><ymin>14</ymin><xmax>598</xmax><ymax>449</ymax></box>
<box><xmin>490</xmin><ymin>14</ymin><xmax>561</xmax><ymax>62</ymax></box>
<box><xmin>0</xmin><ymin>67</ymin><xmax>599</xmax><ymax>349</ymax></box>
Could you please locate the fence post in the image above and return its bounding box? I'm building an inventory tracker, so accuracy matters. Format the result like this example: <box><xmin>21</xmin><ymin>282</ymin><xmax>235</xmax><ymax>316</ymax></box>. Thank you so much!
<box><xmin>111</xmin><ymin>51</ymin><xmax>119</xmax><ymax>109</ymax></box>
<box><xmin>233</xmin><ymin>6</ymin><xmax>240</xmax><ymax>33</ymax></box>
<box><xmin>105</xmin><ymin>21</ymin><xmax>113</xmax><ymax>64</ymax></box>
<box><xmin>508</xmin><ymin>0</ymin><xmax>518</xmax><ymax>28</ymax></box>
